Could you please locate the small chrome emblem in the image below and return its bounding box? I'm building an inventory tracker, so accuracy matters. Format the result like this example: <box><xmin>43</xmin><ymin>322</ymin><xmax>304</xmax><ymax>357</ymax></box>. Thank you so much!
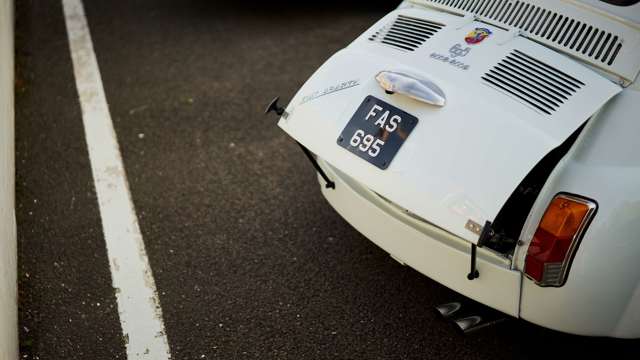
<box><xmin>449</xmin><ymin>43</ymin><xmax>470</xmax><ymax>58</ymax></box>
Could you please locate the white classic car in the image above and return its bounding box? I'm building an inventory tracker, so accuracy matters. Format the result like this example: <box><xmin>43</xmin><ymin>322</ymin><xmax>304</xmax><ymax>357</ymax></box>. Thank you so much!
<box><xmin>272</xmin><ymin>0</ymin><xmax>640</xmax><ymax>338</ymax></box>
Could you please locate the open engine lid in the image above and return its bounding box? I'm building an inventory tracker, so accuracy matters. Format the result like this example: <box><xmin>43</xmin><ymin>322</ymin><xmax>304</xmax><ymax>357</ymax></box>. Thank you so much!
<box><xmin>279</xmin><ymin>8</ymin><xmax>621</xmax><ymax>244</ymax></box>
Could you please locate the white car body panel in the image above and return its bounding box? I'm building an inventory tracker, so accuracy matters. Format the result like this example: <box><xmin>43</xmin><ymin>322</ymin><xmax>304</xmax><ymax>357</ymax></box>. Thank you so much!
<box><xmin>513</xmin><ymin>86</ymin><xmax>640</xmax><ymax>338</ymax></box>
<box><xmin>318</xmin><ymin>161</ymin><xmax>522</xmax><ymax>316</ymax></box>
<box><xmin>576</xmin><ymin>0</ymin><xmax>640</xmax><ymax>25</ymax></box>
<box><xmin>279</xmin><ymin>8</ymin><xmax>620</xmax><ymax>244</ymax></box>
<box><xmin>408</xmin><ymin>0</ymin><xmax>640</xmax><ymax>83</ymax></box>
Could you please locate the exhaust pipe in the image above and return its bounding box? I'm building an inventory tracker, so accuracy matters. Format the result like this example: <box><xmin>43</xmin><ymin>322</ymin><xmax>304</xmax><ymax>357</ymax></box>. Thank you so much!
<box><xmin>435</xmin><ymin>302</ymin><xmax>462</xmax><ymax>318</ymax></box>
<box><xmin>437</xmin><ymin>300</ymin><xmax>507</xmax><ymax>333</ymax></box>
<box><xmin>454</xmin><ymin>316</ymin><xmax>483</xmax><ymax>332</ymax></box>
<box><xmin>454</xmin><ymin>316</ymin><xmax>506</xmax><ymax>334</ymax></box>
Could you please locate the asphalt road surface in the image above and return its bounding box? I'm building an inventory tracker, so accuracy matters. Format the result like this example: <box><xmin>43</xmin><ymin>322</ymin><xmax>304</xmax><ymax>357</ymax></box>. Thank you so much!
<box><xmin>14</xmin><ymin>0</ymin><xmax>640</xmax><ymax>359</ymax></box>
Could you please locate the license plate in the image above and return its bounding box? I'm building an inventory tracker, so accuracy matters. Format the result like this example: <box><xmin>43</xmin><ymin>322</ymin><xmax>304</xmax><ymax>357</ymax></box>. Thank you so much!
<box><xmin>337</xmin><ymin>95</ymin><xmax>418</xmax><ymax>170</ymax></box>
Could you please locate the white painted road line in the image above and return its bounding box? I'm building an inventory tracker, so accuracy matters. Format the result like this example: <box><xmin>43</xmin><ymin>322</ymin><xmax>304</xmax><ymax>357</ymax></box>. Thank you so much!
<box><xmin>62</xmin><ymin>0</ymin><xmax>172</xmax><ymax>358</ymax></box>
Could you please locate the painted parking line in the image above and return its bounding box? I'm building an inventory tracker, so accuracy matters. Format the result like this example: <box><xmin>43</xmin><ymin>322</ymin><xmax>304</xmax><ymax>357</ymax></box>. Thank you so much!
<box><xmin>61</xmin><ymin>0</ymin><xmax>172</xmax><ymax>358</ymax></box>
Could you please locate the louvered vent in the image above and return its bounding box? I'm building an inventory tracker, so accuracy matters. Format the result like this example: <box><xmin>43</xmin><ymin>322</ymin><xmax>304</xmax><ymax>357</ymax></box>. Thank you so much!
<box><xmin>423</xmin><ymin>0</ymin><xmax>624</xmax><ymax>66</ymax></box>
<box><xmin>369</xmin><ymin>15</ymin><xmax>444</xmax><ymax>51</ymax></box>
<box><xmin>481</xmin><ymin>50</ymin><xmax>584</xmax><ymax>115</ymax></box>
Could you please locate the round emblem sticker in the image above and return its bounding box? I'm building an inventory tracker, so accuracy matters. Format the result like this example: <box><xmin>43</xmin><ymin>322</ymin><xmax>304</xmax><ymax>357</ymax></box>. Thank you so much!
<box><xmin>465</xmin><ymin>27</ymin><xmax>492</xmax><ymax>45</ymax></box>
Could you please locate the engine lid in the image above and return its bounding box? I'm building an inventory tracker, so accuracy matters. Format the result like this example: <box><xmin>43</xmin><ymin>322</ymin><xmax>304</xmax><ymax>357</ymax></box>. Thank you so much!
<box><xmin>279</xmin><ymin>8</ymin><xmax>621</xmax><ymax>244</ymax></box>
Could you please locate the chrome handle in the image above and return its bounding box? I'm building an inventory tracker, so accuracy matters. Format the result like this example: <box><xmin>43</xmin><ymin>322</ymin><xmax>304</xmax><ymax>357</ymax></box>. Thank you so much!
<box><xmin>375</xmin><ymin>71</ymin><xmax>446</xmax><ymax>107</ymax></box>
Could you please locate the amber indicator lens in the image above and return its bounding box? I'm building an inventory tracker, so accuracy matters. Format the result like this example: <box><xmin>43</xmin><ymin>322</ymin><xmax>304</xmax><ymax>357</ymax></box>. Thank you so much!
<box><xmin>525</xmin><ymin>195</ymin><xmax>595</xmax><ymax>286</ymax></box>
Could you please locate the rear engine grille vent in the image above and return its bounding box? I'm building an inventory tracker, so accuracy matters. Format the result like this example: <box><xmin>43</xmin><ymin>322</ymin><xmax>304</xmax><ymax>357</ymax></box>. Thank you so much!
<box><xmin>423</xmin><ymin>0</ymin><xmax>624</xmax><ymax>66</ymax></box>
<box><xmin>481</xmin><ymin>50</ymin><xmax>584</xmax><ymax>115</ymax></box>
<box><xmin>369</xmin><ymin>15</ymin><xmax>444</xmax><ymax>51</ymax></box>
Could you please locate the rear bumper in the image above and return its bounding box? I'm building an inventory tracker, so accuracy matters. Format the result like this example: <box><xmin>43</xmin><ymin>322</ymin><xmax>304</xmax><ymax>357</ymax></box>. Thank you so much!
<box><xmin>317</xmin><ymin>159</ymin><xmax>522</xmax><ymax>317</ymax></box>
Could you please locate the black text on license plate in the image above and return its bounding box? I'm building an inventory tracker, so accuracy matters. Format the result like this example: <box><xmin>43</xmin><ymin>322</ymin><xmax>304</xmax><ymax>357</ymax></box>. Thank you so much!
<box><xmin>337</xmin><ymin>96</ymin><xmax>418</xmax><ymax>170</ymax></box>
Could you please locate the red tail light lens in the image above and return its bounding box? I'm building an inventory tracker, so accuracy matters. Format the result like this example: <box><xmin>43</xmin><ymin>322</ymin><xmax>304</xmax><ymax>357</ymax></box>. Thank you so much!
<box><xmin>524</xmin><ymin>194</ymin><xmax>597</xmax><ymax>287</ymax></box>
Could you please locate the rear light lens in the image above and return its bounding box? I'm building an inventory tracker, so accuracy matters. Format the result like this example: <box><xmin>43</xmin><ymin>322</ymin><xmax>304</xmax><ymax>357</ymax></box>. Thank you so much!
<box><xmin>524</xmin><ymin>194</ymin><xmax>597</xmax><ymax>287</ymax></box>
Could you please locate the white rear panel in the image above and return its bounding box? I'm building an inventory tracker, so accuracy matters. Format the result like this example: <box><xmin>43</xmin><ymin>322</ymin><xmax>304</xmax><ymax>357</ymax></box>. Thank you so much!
<box><xmin>279</xmin><ymin>8</ymin><xmax>620</xmax><ymax>244</ymax></box>
<box><xmin>410</xmin><ymin>0</ymin><xmax>640</xmax><ymax>83</ymax></box>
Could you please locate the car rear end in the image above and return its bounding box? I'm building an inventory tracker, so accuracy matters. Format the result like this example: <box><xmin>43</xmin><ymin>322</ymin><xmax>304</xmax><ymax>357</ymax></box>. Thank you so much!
<box><xmin>277</xmin><ymin>0</ymin><xmax>640</xmax><ymax>337</ymax></box>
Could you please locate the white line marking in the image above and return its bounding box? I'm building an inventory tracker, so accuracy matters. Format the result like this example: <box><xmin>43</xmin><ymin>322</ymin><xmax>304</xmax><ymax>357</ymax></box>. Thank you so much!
<box><xmin>62</xmin><ymin>1</ymin><xmax>172</xmax><ymax>358</ymax></box>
